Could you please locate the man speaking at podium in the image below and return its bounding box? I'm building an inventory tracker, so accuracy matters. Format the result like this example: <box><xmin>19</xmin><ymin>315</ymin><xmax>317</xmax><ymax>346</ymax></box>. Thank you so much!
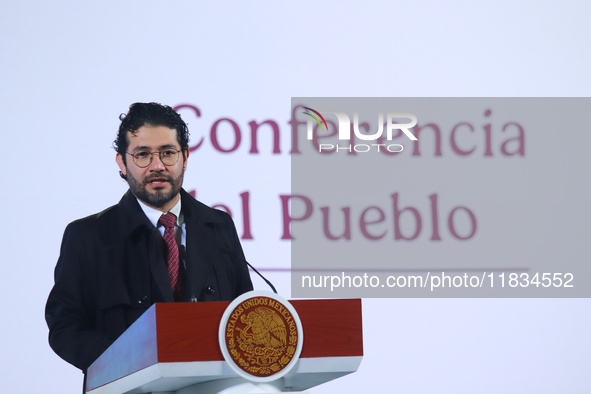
<box><xmin>45</xmin><ymin>102</ymin><xmax>253</xmax><ymax>375</ymax></box>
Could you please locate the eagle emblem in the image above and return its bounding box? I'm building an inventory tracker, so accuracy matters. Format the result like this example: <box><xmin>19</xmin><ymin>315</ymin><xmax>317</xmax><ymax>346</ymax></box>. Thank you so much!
<box><xmin>223</xmin><ymin>295</ymin><xmax>300</xmax><ymax>378</ymax></box>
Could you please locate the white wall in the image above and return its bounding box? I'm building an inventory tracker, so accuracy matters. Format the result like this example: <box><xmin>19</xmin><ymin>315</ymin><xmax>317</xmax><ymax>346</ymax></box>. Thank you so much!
<box><xmin>1</xmin><ymin>1</ymin><xmax>589</xmax><ymax>392</ymax></box>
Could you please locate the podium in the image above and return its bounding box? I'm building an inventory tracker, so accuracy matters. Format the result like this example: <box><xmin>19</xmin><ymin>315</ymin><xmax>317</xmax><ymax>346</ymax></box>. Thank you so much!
<box><xmin>86</xmin><ymin>298</ymin><xmax>363</xmax><ymax>393</ymax></box>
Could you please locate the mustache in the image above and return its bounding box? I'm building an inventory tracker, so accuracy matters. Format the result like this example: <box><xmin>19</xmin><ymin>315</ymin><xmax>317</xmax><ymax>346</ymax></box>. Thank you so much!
<box><xmin>143</xmin><ymin>173</ymin><xmax>174</xmax><ymax>184</ymax></box>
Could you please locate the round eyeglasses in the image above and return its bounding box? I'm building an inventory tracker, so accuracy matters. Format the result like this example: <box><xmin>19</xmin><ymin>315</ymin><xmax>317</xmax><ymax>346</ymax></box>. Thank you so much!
<box><xmin>126</xmin><ymin>149</ymin><xmax>182</xmax><ymax>168</ymax></box>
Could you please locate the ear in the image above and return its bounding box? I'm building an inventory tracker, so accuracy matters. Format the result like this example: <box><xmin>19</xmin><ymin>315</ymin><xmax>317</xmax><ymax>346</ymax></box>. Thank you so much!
<box><xmin>116</xmin><ymin>153</ymin><xmax>127</xmax><ymax>177</ymax></box>
<box><xmin>182</xmin><ymin>148</ymin><xmax>189</xmax><ymax>170</ymax></box>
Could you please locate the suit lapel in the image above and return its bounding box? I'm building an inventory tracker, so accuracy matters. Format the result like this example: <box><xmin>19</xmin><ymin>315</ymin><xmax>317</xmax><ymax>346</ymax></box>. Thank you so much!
<box><xmin>119</xmin><ymin>191</ymin><xmax>175</xmax><ymax>303</ymax></box>
<box><xmin>181</xmin><ymin>189</ymin><xmax>227</xmax><ymax>301</ymax></box>
<box><xmin>185</xmin><ymin>218</ymin><xmax>216</xmax><ymax>299</ymax></box>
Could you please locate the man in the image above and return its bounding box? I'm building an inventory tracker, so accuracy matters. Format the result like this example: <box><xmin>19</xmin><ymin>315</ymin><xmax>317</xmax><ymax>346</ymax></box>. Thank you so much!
<box><xmin>45</xmin><ymin>102</ymin><xmax>253</xmax><ymax>375</ymax></box>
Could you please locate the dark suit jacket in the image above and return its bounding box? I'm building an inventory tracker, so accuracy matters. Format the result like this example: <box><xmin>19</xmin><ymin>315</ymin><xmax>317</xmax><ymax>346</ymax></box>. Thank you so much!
<box><xmin>45</xmin><ymin>189</ymin><xmax>253</xmax><ymax>372</ymax></box>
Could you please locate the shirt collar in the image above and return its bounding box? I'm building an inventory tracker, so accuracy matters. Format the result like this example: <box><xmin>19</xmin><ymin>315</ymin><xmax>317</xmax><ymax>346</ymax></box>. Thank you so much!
<box><xmin>137</xmin><ymin>197</ymin><xmax>183</xmax><ymax>228</ymax></box>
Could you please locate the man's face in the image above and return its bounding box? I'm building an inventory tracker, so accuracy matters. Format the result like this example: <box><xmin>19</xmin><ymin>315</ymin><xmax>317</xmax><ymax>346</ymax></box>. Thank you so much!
<box><xmin>116</xmin><ymin>125</ymin><xmax>188</xmax><ymax>212</ymax></box>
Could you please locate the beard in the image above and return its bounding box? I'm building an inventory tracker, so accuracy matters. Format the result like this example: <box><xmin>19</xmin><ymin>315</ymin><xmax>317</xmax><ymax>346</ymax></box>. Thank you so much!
<box><xmin>125</xmin><ymin>170</ymin><xmax>184</xmax><ymax>208</ymax></box>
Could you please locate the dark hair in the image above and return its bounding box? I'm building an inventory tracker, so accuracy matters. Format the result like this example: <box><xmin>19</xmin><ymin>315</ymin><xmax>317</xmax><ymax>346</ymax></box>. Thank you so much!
<box><xmin>113</xmin><ymin>102</ymin><xmax>190</xmax><ymax>164</ymax></box>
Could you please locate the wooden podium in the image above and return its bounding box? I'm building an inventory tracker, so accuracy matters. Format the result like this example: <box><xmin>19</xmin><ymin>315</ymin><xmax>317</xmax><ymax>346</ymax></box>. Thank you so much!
<box><xmin>86</xmin><ymin>298</ymin><xmax>363</xmax><ymax>394</ymax></box>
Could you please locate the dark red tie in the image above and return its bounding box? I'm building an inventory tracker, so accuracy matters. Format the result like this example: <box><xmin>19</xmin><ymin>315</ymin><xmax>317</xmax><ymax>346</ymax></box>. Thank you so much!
<box><xmin>158</xmin><ymin>213</ymin><xmax>184</xmax><ymax>301</ymax></box>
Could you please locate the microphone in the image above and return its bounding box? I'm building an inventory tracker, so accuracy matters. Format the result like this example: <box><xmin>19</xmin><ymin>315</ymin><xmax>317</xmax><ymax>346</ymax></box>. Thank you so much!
<box><xmin>179</xmin><ymin>245</ymin><xmax>197</xmax><ymax>302</ymax></box>
<box><xmin>245</xmin><ymin>259</ymin><xmax>278</xmax><ymax>294</ymax></box>
<box><xmin>221</xmin><ymin>248</ymin><xmax>278</xmax><ymax>294</ymax></box>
